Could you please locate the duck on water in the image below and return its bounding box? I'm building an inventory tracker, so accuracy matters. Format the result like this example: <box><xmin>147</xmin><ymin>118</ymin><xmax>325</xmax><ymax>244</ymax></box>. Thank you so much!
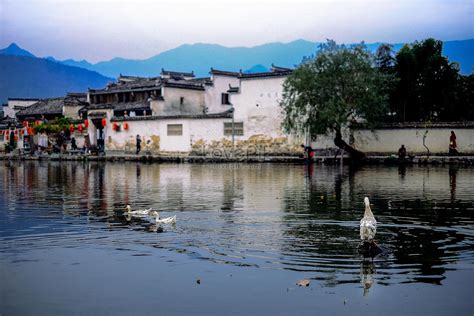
<box><xmin>124</xmin><ymin>206</ymin><xmax>177</xmax><ymax>225</ymax></box>
<box><xmin>359</xmin><ymin>197</ymin><xmax>382</xmax><ymax>258</ymax></box>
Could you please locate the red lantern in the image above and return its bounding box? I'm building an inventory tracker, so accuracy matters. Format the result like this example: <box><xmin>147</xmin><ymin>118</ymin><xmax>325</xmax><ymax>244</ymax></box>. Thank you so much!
<box><xmin>84</xmin><ymin>119</ymin><xmax>89</xmax><ymax>128</ymax></box>
<box><xmin>123</xmin><ymin>122</ymin><xmax>129</xmax><ymax>130</ymax></box>
<box><xmin>70</xmin><ymin>124</ymin><xmax>75</xmax><ymax>133</ymax></box>
<box><xmin>14</xmin><ymin>130</ymin><xmax>18</xmax><ymax>135</ymax></box>
<box><xmin>5</xmin><ymin>133</ymin><xmax>9</xmax><ymax>140</ymax></box>
<box><xmin>101</xmin><ymin>118</ymin><xmax>107</xmax><ymax>127</ymax></box>
<box><xmin>112</xmin><ymin>122</ymin><xmax>117</xmax><ymax>131</ymax></box>
<box><xmin>78</xmin><ymin>124</ymin><xmax>83</xmax><ymax>132</ymax></box>
<box><xmin>28</xmin><ymin>127</ymin><xmax>34</xmax><ymax>135</ymax></box>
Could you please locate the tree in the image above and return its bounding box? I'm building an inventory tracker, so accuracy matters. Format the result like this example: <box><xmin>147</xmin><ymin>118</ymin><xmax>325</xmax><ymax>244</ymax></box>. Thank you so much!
<box><xmin>280</xmin><ymin>40</ymin><xmax>393</xmax><ymax>159</ymax></box>
<box><xmin>375</xmin><ymin>43</ymin><xmax>395</xmax><ymax>74</ymax></box>
<box><xmin>392</xmin><ymin>38</ymin><xmax>461</xmax><ymax>122</ymax></box>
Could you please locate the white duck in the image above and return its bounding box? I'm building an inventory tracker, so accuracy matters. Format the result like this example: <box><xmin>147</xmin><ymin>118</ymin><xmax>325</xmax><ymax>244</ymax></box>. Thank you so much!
<box><xmin>148</xmin><ymin>210</ymin><xmax>177</xmax><ymax>225</ymax></box>
<box><xmin>360</xmin><ymin>197</ymin><xmax>377</xmax><ymax>242</ymax></box>
<box><xmin>125</xmin><ymin>205</ymin><xmax>153</xmax><ymax>217</ymax></box>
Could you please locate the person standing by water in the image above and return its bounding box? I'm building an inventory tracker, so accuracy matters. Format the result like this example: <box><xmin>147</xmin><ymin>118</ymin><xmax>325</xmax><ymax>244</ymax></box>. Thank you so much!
<box><xmin>398</xmin><ymin>144</ymin><xmax>407</xmax><ymax>160</ymax></box>
<box><xmin>71</xmin><ymin>137</ymin><xmax>77</xmax><ymax>151</ymax></box>
<box><xmin>449</xmin><ymin>131</ymin><xmax>458</xmax><ymax>155</ymax></box>
<box><xmin>301</xmin><ymin>144</ymin><xmax>314</xmax><ymax>163</ymax></box>
<box><xmin>136</xmin><ymin>134</ymin><xmax>142</xmax><ymax>155</ymax></box>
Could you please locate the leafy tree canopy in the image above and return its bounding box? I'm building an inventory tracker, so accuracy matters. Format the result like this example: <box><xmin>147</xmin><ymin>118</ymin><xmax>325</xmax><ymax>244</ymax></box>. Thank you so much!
<box><xmin>280</xmin><ymin>40</ymin><xmax>394</xmax><ymax>158</ymax></box>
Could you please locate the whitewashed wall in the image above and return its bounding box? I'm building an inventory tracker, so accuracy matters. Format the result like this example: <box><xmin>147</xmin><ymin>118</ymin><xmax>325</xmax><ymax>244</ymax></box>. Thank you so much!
<box><xmin>311</xmin><ymin>128</ymin><xmax>474</xmax><ymax>155</ymax></box>
<box><xmin>354</xmin><ymin>128</ymin><xmax>474</xmax><ymax>154</ymax></box>
<box><xmin>230</xmin><ymin>76</ymin><xmax>287</xmax><ymax>138</ymax></box>
<box><xmin>162</xmin><ymin>87</ymin><xmax>205</xmax><ymax>114</ymax></box>
<box><xmin>104</xmin><ymin>118</ymin><xmax>228</xmax><ymax>153</ymax></box>
<box><xmin>205</xmin><ymin>74</ymin><xmax>239</xmax><ymax>113</ymax></box>
<box><xmin>63</xmin><ymin>105</ymin><xmax>83</xmax><ymax>119</ymax></box>
<box><xmin>4</xmin><ymin>99</ymin><xmax>39</xmax><ymax>118</ymax></box>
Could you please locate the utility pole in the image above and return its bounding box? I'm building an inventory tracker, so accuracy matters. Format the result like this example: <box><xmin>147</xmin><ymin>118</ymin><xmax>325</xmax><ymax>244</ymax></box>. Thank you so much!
<box><xmin>231</xmin><ymin>105</ymin><xmax>235</xmax><ymax>158</ymax></box>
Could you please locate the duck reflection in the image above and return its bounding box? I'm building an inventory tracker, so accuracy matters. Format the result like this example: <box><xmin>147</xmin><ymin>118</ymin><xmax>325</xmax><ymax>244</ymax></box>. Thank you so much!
<box><xmin>360</xmin><ymin>260</ymin><xmax>376</xmax><ymax>296</ymax></box>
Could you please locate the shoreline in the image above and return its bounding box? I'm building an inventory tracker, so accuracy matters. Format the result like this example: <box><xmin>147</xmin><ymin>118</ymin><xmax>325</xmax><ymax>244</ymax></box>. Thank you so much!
<box><xmin>1</xmin><ymin>153</ymin><xmax>473</xmax><ymax>166</ymax></box>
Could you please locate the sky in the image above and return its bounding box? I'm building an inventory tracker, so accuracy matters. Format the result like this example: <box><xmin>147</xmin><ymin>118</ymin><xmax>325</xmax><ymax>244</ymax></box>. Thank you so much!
<box><xmin>0</xmin><ymin>0</ymin><xmax>473</xmax><ymax>62</ymax></box>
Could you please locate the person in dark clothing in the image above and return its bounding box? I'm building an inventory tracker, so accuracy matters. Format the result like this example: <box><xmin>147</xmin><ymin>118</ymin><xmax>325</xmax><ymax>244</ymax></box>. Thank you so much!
<box><xmin>449</xmin><ymin>131</ymin><xmax>458</xmax><ymax>155</ymax></box>
<box><xmin>398</xmin><ymin>144</ymin><xmax>407</xmax><ymax>160</ymax></box>
<box><xmin>136</xmin><ymin>134</ymin><xmax>142</xmax><ymax>155</ymax></box>
<box><xmin>301</xmin><ymin>144</ymin><xmax>314</xmax><ymax>163</ymax></box>
<box><xmin>71</xmin><ymin>137</ymin><xmax>77</xmax><ymax>150</ymax></box>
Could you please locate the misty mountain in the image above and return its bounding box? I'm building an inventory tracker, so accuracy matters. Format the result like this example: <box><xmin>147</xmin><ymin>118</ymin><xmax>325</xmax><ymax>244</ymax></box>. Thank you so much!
<box><xmin>1</xmin><ymin>38</ymin><xmax>472</xmax><ymax>84</ymax></box>
<box><xmin>66</xmin><ymin>39</ymin><xmax>473</xmax><ymax>77</ymax></box>
<box><xmin>244</xmin><ymin>64</ymin><xmax>269</xmax><ymax>73</ymax></box>
<box><xmin>0</xmin><ymin>43</ymin><xmax>35</xmax><ymax>58</ymax></box>
<box><xmin>0</xmin><ymin>55</ymin><xmax>112</xmax><ymax>103</ymax></box>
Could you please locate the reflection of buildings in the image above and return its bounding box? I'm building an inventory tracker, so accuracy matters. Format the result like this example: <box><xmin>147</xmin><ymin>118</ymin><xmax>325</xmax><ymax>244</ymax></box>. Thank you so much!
<box><xmin>1</xmin><ymin>162</ymin><xmax>473</xmax><ymax>287</ymax></box>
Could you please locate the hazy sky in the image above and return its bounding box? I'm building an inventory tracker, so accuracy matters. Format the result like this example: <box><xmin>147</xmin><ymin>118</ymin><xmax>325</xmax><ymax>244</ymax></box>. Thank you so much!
<box><xmin>0</xmin><ymin>0</ymin><xmax>472</xmax><ymax>62</ymax></box>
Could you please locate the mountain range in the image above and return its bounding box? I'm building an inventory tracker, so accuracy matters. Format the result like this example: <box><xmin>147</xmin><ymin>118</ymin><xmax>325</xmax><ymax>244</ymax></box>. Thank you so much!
<box><xmin>0</xmin><ymin>39</ymin><xmax>472</xmax><ymax>104</ymax></box>
<box><xmin>44</xmin><ymin>39</ymin><xmax>473</xmax><ymax>77</ymax></box>
<box><xmin>0</xmin><ymin>46</ymin><xmax>112</xmax><ymax>104</ymax></box>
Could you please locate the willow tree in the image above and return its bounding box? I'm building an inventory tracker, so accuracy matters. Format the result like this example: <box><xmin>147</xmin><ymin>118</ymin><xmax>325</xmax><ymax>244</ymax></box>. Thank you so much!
<box><xmin>280</xmin><ymin>40</ymin><xmax>392</xmax><ymax>159</ymax></box>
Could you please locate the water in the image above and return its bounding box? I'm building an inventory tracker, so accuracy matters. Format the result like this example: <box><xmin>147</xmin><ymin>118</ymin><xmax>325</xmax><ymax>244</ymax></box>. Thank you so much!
<box><xmin>0</xmin><ymin>161</ymin><xmax>473</xmax><ymax>315</ymax></box>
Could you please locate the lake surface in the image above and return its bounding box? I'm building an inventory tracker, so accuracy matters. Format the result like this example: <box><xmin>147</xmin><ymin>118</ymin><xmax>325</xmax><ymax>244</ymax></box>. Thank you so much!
<box><xmin>0</xmin><ymin>161</ymin><xmax>473</xmax><ymax>315</ymax></box>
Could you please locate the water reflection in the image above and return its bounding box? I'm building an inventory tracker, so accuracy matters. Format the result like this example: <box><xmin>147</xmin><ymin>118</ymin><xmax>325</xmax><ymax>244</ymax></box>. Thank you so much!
<box><xmin>0</xmin><ymin>161</ymin><xmax>473</xmax><ymax>289</ymax></box>
<box><xmin>360</xmin><ymin>260</ymin><xmax>375</xmax><ymax>296</ymax></box>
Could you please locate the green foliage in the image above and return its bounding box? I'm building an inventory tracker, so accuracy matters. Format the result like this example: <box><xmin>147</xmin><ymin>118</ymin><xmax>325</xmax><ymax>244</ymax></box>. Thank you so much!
<box><xmin>386</xmin><ymin>38</ymin><xmax>470</xmax><ymax>122</ymax></box>
<box><xmin>33</xmin><ymin>117</ymin><xmax>71</xmax><ymax>134</ymax></box>
<box><xmin>280</xmin><ymin>40</ymin><xmax>393</xmax><ymax>137</ymax></box>
<box><xmin>375</xmin><ymin>43</ymin><xmax>395</xmax><ymax>73</ymax></box>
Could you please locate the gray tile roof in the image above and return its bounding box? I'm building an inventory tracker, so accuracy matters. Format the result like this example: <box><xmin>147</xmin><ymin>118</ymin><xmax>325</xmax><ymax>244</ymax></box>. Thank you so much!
<box><xmin>16</xmin><ymin>98</ymin><xmax>65</xmax><ymax>117</ymax></box>
<box><xmin>161</xmin><ymin>69</ymin><xmax>195</xmax><ymax>78</ymax></box>
<box><xmin>271</xmin><ymin>64</ymin><xmax>293</xmax><ymax>72</ymax></box>
<box><xmin>210</xmin><ymin>68</ymin><xmax>240</xmax><ymax>77</ymax></box>
<box><xmin>90</xmin><ymin>77</ymin><xmax>162</xmax><ymax>94</ymax></box>
<box><xmin>239</xmin><ymin>69</ymin><xmax>292</xmax><ymax>79</ymax></box>
<box><xmin>111</xmin><ymin>109</ymin><xmax>233</xmax><ymax>122</ymax></box>
<box><xmin>87</xmin><ymin>100</ymin><xmax>150</xmax><ymax>112</ymax></box>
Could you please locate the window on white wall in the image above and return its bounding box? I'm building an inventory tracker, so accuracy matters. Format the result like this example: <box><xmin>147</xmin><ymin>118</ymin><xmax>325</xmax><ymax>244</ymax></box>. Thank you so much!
<box><xmin>221</xmin><ymin>93</ymin><xmax>230</xmax><ymax>105</ymax></box>
<box><xmin>224</xmin><ymin>122</ymin><xmax>244</xmax><ymax>136</ymax></box>
<box><xmin>167</xmin><ymin>124</ymin><xmax>183</xmax><ymax>136</ymax></box>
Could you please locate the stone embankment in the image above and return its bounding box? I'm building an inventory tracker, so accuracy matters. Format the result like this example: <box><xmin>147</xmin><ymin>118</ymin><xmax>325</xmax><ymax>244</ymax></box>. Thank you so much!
<box><xmin>1</xmin><ymin>152</ymin><xmax>473</xmax><ymax>165</ymax></box>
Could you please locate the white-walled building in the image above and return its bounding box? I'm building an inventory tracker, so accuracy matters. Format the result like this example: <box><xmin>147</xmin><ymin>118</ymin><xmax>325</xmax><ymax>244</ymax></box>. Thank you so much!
<box><xmin>86</xmin><ymin>67</ymin><xmax>301</xmax><ymax>156</ymax></box>
<box><xmin>3</xmin><ymin>98</ymin><xmax>39</xmax><ymax>119</ymax></box>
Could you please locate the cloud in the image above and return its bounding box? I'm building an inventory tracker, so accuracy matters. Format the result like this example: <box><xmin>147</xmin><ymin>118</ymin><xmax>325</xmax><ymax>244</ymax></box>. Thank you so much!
<box><xmin>1</xmin><ymin>0</ymin><xmax>472</xmax><ymax>62</ymax></box>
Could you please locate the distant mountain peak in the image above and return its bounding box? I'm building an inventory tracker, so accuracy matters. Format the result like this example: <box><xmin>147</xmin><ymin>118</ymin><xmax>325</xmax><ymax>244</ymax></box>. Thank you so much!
<box><xmin>0</xmin><ymin>42</ymin><xmax>35</xmax><ymax>58</ymax></box>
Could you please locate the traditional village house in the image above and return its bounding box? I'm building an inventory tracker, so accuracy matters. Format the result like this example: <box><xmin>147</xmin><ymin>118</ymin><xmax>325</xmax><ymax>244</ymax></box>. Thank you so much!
<box><xmin>85</xmin><ymin>66</ymin><xmax>300</xmax><ymax>156</ymax></box>
<box><xmin>9</xmin><ymin>93</ymin><xmax>89</xmax><ymax>151</ymax></box>
<box><xmin>2</xmin><ymin>98</ymin><xmax>40</xmax><ymax>120</ymax></box>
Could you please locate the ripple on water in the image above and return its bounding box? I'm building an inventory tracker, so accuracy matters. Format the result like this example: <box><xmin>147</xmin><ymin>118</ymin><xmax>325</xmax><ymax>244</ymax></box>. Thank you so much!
<box><xmin>0</xmin><ymin>162</ymin><xmax>473</xmax><ymax>288</ymax></box>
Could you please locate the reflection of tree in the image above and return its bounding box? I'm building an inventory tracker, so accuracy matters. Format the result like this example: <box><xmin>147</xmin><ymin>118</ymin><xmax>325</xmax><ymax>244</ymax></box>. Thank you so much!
<box><xmin>390</xmin><ymin>227</ymin><xmax>449</xmax><ymax>284</ymax></box>
<box><xmin>281</xmin><ymin>164</ymin><xmax>472</xmax><ymax>287</ymax></box>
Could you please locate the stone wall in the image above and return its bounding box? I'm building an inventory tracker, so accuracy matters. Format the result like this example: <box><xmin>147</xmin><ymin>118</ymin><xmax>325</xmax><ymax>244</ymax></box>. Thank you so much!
<box><xmin>311</xmin><ymin>124</ymin><xmax>474</xmax><ymax>155</ymax></box>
